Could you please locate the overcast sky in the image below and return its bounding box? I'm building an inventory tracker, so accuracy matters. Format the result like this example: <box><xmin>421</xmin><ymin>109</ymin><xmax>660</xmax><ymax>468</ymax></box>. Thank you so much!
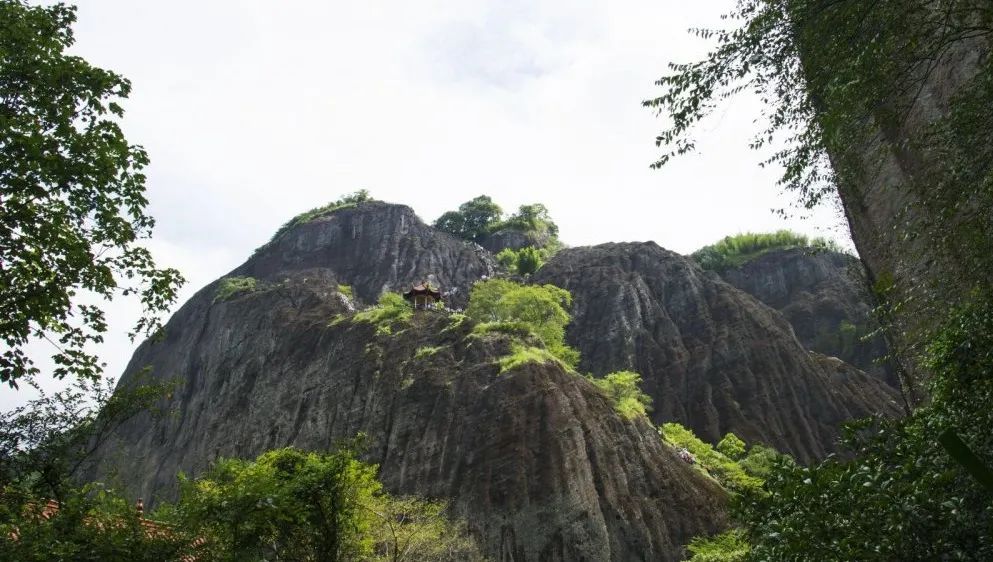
<box><xmin>4</xmin><ymin>1</ymin><xmax>853</xmax><ymax>411</ymax></box>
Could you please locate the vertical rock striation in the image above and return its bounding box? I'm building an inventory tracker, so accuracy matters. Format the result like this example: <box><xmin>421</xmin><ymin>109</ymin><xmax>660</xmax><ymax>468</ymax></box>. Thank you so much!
<box><xmin>535</xmin><ymin>242</ymin><xmax>900</xmax><ymax>462</ymax></box>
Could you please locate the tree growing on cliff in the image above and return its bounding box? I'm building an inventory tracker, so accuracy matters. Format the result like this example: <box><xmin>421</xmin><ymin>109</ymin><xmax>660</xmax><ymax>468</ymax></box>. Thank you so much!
<box><xmin>0</xmin><ymin>0</ymin><xmax>184</xmax><ymax>387</ymax></box>
<box><xmin>433</xmin><ymin>195</ymin><xmax>503</xmax><ymax>242</ymax></box>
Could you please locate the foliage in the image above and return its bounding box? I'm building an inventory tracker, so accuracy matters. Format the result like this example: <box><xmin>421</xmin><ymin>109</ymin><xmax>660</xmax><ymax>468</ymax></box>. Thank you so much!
<box><xmin>262</xmin><ymin>189</ymin><xmax>371</xmax><ymax>249</ymax></box>
<box><xmin>413</xmin><ymin>346</ymin><xmax>442</xmax><ymax>360</ymax></box>
<box><xmin>0</xmin><ymin>376</ymin><xmax>185</xmax><ymax>560</ymax></box>
<box><xmin>157</xmin><ymin>446</ymin><xmax>484</xmax><ymax>562</ymax></box>
<box><xmin>691</xmin><ymin>231</ymin><xmax>841</xmax><ymax>272</ymax></box>
<box><xmin>498</xmin><ymin>203</ymin><xmax>560</xmax><ymax>239</ymax></box>
<box><xmin>0</xmin><ymin>375</ymin><xmax>174</xmax><ymax>502</ymax></box>
<box><xmin>0</xmin><ymin>0</ymin><xmax>185</xmax><ymax>387</ymax></box>
<box><xmin>433</xmin><ymin>195</ymin><xmax>503</xmax><ymax>242</ymax></box>
<box><xmin>716</xmin><ymin>433</ymin><xmax>747</xmax><ymax>460</ymax></box>
<box><xmin>0</xmin><ymin>483</ymin><xmax>196</xmax><ymax>561</ymax></box>
<box><xmin>687</xmin><ymin>529</ymin><xmax>751</xmax><ymax>562</ymax></box>
<box><xmin>433</xmin><ymin>196</ymin><xmax>560</xmax><ymax>246</ymax></box>
<box><xmin>166</xmin><ymin>446</ymin><xmax>380</xmax><ymax>562</ymax></box>
<box><xmin>736</xmin><ymin>297</ymin><xmax>993</xmax><ymax>561</ymax></box>
<box><xmin>497</xmin><ymin>345</ymin><xmax>570</xmax><ymax>374</ymax></box>
<box><xmin>591</xmin><ymin>371</ymin><xmax>652</xmax><ymax>419</ymax></box>
<box><xmin>353</xmin><ymin>292</ymin><xmax>412</xmax><ymax>335</ymax></box>
<box><xmin>644</xmin><ymin>0</ymin><xmax>991</xmax><ymax>206</ymax></box>
<box><xmin>213</xmin><ymin>276</ymin><xmax>258</xmax><ymax>303</ymax></box>
<box><xmin>366</xmin><ymin>495</ymin><xmax>485</xmax><ymax>562</ymax></box>
<box><xmin>495</xmin><ymin>246</ymin><xmax>547</xmax><ymax>275</ymax></box>
<box><xmin>466</xmin><ymin>279</ymin><xmax>579</xmax><ymax>367</ymax></box>
<box><xmin>660</xmin><ymin>423</ymin><xmax>766</xmax><ymax>493</ymax></box>
<box><xmin>337</xmin><ymin>284</ymin><xmax>354</xmax><ymax>299</ymax></box>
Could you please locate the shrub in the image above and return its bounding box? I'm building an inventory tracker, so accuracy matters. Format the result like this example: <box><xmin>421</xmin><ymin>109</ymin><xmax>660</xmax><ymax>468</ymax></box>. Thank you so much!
<box><xmin>498</xmin><ymin>345</ymin><xmax>570</xmax><ymax>373</ymax></box>
<box><xmin>592</xmin><ymin>371</ymin><xmax>653</xmax><ymax>419</ymax></box>
<box><xmin>716</xmin><ymin>433</ymin><xmax>747</xmax><ymax>460</ymax></box>
<box><xmin>214</xmin><ymin>276</ymin><xmax>258</xmax><ymax>303</ymax></box>
<box><xmin>466</xmin><ymin>279</ymin><xmax>579</xmax><ymax>367</ymax></box>
<box><xmin>660</xmin><ymin>422</ymin><xmax>765</xmax><ymax>492</ymax></box>
<box><xmin>691</xmin><ymin>230</ymin><xmax>842</xmax><ymax>272</ymax></box>
<box><xmin>686</xmin><ymin>529</ymin><xmax>751</xmax><ymax>562</ymax></box>
<box><xmin>353</xmin><ymin>292</ymin><xmax>411</xmax><ymax>335</ymax></box>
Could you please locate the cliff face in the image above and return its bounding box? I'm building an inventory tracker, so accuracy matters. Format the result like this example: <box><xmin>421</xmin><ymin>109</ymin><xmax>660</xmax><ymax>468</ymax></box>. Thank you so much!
<box><xmin>534</xmin><ymin>242</ymin><xmax>900</xmax><ymax>463</ymax></box>
<box><xmin>84</xmin><ymin>206</ymin><xmax>727</xmax><ymax>562</ymax></box>
<box><xmin>716</xmin><ymin>248</ymin><xmax>897</xmax><ymax>386</ymax></box>
<box><xmin>238</xmin><ymin>201</ymin><xmax>496</xmax><ymax>307</ymax></box>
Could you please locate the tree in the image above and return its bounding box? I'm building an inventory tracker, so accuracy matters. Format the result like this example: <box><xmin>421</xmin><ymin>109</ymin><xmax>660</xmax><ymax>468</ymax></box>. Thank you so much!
<box><xmin>515</xmin><ymin>246</ymin><xmax>543</xmax><ymax>275</ymax></box>
<box><xmin>591</xmin><ymin>371</ymin><xmax>652</xmax><ymax>419</ymax></box>
<box><xmin>0</xmin><ymin>1</ymin><xmax>184</xmax><ymax>387</ymax></box>
<box><xmin>716</xmin><ymin>433</ymin><xmax>747</xmax><ymax>460</ymax></box>
<box><xmin>433</xmin><ymin>196</ymin><xmax>502</xmax><ymax>242</ymax></box>
<box><xmin>466</xmin><ymin>279</ymin><xmax>578</xmax><ymax>367</ymax></box>
<box><xmin>170</xmin><ymin>447</ymin><xmax>381</xmax><ymax>562</ymax></box>
<box><xmin>503</xmin><ymin>204</ymin><xmax>559</xmax><ymax>238</ymax></box>
<box><xmin>367</xmin><ymin>496</ymin><xmax>485</xmax><ymax>562</ymax></box>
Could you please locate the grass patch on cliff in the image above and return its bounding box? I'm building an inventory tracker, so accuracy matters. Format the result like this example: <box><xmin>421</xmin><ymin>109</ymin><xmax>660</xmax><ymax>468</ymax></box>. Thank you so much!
<box><xmin>353</xmin><ymin>292</ymin><xmax>411</xmax><ymax>335</ymax></box>
<box><xmin>590</xmin><ymin>371</ymin><xmax>652</xmax><ymax>419</ymax></box>
<box><xmin>214</xmin><ymin>276</ymin><xmax>258</xmax><ymax>303</ymax></box>
<box><xmin>413</xmin><ymin>345</ymin><xmax>443</xmax><ymax>359</ymax></box>
<box><xmin>498</xmin><ymin>344</ymin><xmax>572</xmax><ymax>374</ymax></box>
<box><xmin>691</xmin><ymin>230</ymin><xmax>842</xmax><ymax>272</ymax></box>
<box><xmin>660</xmin><ymin>422</ymin><xmax>775</xmax><ymax>493</ymax></box>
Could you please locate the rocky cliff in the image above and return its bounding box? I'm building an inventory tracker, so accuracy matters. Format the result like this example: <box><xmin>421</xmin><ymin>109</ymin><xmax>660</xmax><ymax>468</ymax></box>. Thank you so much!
<box><xmin>84</xmin><ymin>203</ymin><xmax>904</xmax><ymax>559</ymax></box>
<box><xmin>716</xmin><ymin>248</ymin><xmax>897</xmax><ymax>386</ymax></box>
<box><xmin>238</xmin><ymin>201</ymin><xmax>496</xmax><ymax>307</ymax></box>
<box><xmin>535</xmin><ymin>242</ymin><xmax>901</xmax><ymax>463</ymax></box>
<box><xmin>84</xmin><ymin>204</ymin><xmax>726</xmax><ymax>562</ymax></box>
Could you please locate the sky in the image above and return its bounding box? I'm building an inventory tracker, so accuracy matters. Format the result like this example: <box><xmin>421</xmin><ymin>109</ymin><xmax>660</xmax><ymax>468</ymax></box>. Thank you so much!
<box><xmin>3</xmin><ymin>0</ymin><xmax>853</xmax><ymax>411</ymax></box>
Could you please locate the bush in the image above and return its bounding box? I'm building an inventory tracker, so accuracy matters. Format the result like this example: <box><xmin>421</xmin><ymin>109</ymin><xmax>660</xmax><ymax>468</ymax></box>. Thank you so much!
<box><xmin>353</xmin><ymin>292</ymin><xmax>412</xmax><ymax>335</ymax></box>
<box><xmin>686</xmin><ymin>529</ymin><xmax>751</xmax><ymax>562</ymax></box>
<box><xmin>660</xmin><ymin>423</ymin><xmax>765</xmax><ymax>492</ymax></box>
<box><xmin>466</xmin><ymin>279</ymin><xmax>579</xmax><ymax>368</ymax></box>
<box><xmin>592</xmin><ymin>371</ymin><xmax>653</xmax><ymax>419</ymax></box>
<box><xmin>737</xmin><ymin>297</ymin><xmax>993</xmax><ymax>561</ymax></box>
<box><xmin>213</xmin><ymin>276</ymin><xmax>258</xmax><ymax>303</ymax></box>
<box><xmin>691</xmin><ymin>231</ymin><xmax>842</xmax><ymax>272</ymax></box>
<box><xmin>716</xmin><ymin>433</ymin><xmax>747</xmax><ymax>460</ymax></box>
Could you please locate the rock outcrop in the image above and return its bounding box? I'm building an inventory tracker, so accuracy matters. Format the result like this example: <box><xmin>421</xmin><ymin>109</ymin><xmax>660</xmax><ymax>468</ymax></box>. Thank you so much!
<box><xmin>239</xmin><ymin>201</ymin><xmax>496</xmax><ymax>307</ymax></box>
<box><xmin>535</xmin><ymin>242</ymin><xmax>901</xmax><ymax>463</ymax></box>
<box><xmin>84</xmin><ymin>207</ymin><xmax>727</xmax><ymax>562</ymax></box>
<box><xmin>716</xmin><ymin>248</ymin><xmax>897</xmax><ymax>386</ymax></box>
<box><xmin>478</xmin><ymin>227</ymin><xmax>554</xmax><ymax>254</ymax></box>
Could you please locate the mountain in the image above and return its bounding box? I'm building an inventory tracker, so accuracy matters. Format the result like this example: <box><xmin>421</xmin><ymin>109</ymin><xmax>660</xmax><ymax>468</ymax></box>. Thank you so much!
<box><xmin>534</xmin><ymin>242</ymin><xmax>900</xmax><ymax>462</ymax></box>
<box><xmin>83</xmin><ymin>202</ymin><xmax>899</xmax><ymax>560</ymax></box>
<box><xmin>715</xmin><ymin>247</ymin><xmax>898</xmax><ymax>386</ymax></box>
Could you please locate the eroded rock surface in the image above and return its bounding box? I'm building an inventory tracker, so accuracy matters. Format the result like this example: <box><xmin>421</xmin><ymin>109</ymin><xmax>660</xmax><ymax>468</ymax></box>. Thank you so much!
<box><xmin>239</xmin><ymin>201</ymin><xmax>496</xmax><ymax>307</ymax></box>
<box><xmin>85</xmin><ymin>256</ymin><xmax>725</xmax><ymax>562</ymax></box>
<box><xmin>717</xmin><ymin>248</ymin><xmax>897</xmax><ymax>385</ymax></box>
<box><xmin>535</xmin><ymin>242</ymin><xmax>901</xmax><ymax>463</ymax></box>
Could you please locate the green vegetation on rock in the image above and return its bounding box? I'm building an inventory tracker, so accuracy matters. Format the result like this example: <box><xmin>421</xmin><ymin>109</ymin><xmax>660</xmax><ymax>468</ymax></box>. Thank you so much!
<box><xmin>466</xmin><ymin>279</ymin><xmax>579</xmax><ymax>368</ymax></box>
<box><xmin>260</xmin><ymin>189</ymin><xmax>372</xmax><ymax>250</ymax></box>
<box><xmin>691</xmin><ymin>231</ymin><xmax>841</xmax><ymax>272</ymax></box>
<box><xmin>337</xmin><ymin>284</ymin><xmax>354</xmax><ymax>299</ymax></box>
<box><xmin>498</xmin><ymin>344</ymin><xmax>571</xmax><ymax>374</ymax></box>
<box><xmin>496</xmin><ymin>246</ymin><xmax>548</xmax><ymax>275</ymax></box>
<box><xmin>353</xmin><ymin>292</ymin><xmax>412</xmax><ymax>335</ymax></box>
<box><xmin>591</xmin><ymin>371</ymin><xmax>653</xmax><ymax>419</ymax></box>
<box><xmin>213</xmin><ymin>276</ymin><xmax>258</xmax><ymax>303</ymax></box>
<box><xmin>660</xmin><ymin>423</ymin><xmax>776</xmax><ymax>493</ymax></box>
<box><xmin>433</xmin><ymin>196</ymin><xmax>560</xmax><ymax>247</ymax></box>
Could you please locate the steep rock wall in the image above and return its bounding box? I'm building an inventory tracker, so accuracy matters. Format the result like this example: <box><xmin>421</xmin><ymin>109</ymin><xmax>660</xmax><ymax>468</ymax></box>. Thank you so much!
<box><xmin>535</xmin><ymin>242</ymin><xmax>900</xmax><ymax>463</ymax></box>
